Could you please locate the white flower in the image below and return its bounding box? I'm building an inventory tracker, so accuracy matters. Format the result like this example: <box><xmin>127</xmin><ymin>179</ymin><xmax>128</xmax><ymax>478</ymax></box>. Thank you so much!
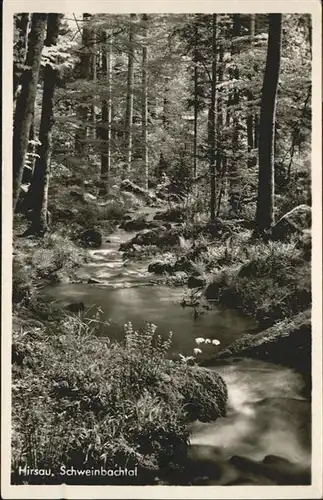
<box><xmin>193</xmin><ymin>348</ymin><xmax>202</xmax><ymax>355</ymax></box>
<box><xmin>195</xmin><ymin>337</ymin><xmax>205</xmax><ymax>345</ymax></box>
<box><xmin>212</xmin><ymin>339</ymin><xmax>220</xmax><ymax>346</ymax></box>
<box><xmin>204</xmin><ymin>338</ymin><xmax>211</xmax><ymax>344</ymax></box>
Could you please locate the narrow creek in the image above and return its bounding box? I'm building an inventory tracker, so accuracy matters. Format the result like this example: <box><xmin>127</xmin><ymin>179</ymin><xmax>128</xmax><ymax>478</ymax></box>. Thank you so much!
<box><xmin>43</xmin><ymin>225</ymin><xmax>311</xmax><ymax>485</ymax></box>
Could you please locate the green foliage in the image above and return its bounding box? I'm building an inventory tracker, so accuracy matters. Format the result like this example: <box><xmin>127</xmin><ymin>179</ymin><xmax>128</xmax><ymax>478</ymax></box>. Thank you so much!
<box><xmin>13</xmin><ymin>232</ymin><xmax>86</xmax><ymax>304</ymax></box>
<box><xmin>205</xmin><ymin>238</ymin><xmax>311</xmax><ymax>326</ymax></box>
<box><xmin>12</xmin><ymin>314</ymin><xmax>227</xmax><ymax>483</ymax></box>
<box><xmin>15</xmin><ymin>12</ymin><xmax>311</xmax><ymax>223</ymax></box>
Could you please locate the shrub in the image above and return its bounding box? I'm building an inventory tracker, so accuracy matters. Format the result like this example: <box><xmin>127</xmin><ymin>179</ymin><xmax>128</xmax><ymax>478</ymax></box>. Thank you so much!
<box><xmin>12</xmin><ymin>314</ymin><xmax>227</xmax><ymax>484</ymax></box>
<box><xmin>205</xmin><ymin>240</ymin><xmax>311</xmax><ymax>325</ymax></box>
<box><xmin>12</xmin><ymin>233</ymin><xmax>86</xmax><ymax>306</ymax></box>
<box><xmin>31</xmin><ymin>234</ymin><xmax>85</xmax><ymax>278</ymax></box>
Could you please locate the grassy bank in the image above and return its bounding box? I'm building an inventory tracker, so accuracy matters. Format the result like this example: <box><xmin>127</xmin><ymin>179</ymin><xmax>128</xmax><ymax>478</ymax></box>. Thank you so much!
<box><xmin>11</xmin><ymin>190</ymin><xmax>311</xmax><ymax>483</ymax></box>
<box><xmin>204</xmin><ymin>236</ymin><xmax>311</xmax><ymax>328</ymax></box>
<box><xmin>12</xmin><ymin>195</ymin><xmax>228</xmax><ymax>485</ymax></box>
<box><xmin>141</xmin><ymin>219</ymin><xmax>310</xmax><ymax>328</ymax></box>
<box><xmin>12</xmin><ymin>306</ymin><xmax>227</xmax><ymax>485</ymax></box>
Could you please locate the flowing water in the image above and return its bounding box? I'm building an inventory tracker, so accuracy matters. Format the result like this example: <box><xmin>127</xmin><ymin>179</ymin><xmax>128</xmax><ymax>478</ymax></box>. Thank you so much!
<box><xmin>43</xmin><ymin>226</ymin><xmax>311</xmax><ymax>485</ymax></box>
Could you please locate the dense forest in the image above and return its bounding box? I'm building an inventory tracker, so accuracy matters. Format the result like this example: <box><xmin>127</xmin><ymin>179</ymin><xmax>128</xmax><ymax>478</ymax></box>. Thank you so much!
<box><xmin>12</xmin><ymin>12</ymin><xmax>312</xmax><ymax>487</ymax></box>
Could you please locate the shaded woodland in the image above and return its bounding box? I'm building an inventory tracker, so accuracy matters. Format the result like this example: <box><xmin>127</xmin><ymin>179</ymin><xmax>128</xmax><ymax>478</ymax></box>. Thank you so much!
<box><xmin>12</xmin><ymin>12</ymin><xmax>312</xmax><ymax>487</ymax></box>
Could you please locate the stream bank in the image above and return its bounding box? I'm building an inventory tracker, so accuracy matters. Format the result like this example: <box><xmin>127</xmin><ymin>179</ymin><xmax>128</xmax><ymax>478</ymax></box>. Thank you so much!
<box><xmin>39</xmin><ymin>218</ymin><xmax>311</xmax><ymax>486</ymax></box>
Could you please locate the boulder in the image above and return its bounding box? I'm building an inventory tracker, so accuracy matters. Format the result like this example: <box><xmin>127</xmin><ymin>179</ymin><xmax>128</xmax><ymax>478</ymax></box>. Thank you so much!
<box><xmin>148</xmin><ymin>261</ymin><xmax>174</xmax><ymax>274</ymax></box>
<box><xmin>66</xmin><ymin>302</ymin><xmax>85</xmax><ymax>313</ymax></box>
<box><xmin>120</xmin><ymin>227</ymin><xmax>179</xmax><ymax>251</ymax></box>
<box><xmin>148</xmin><ymin>258</ymin><xmax>200</xmax><ymax>277</ymax></box>
<box><xmin>271</xmin><ymin>205</ymin><xmax>311</xmax><ymax>241</ymax></box>
<box><xmin>188</xmin><ymin>276</ymin><xmax>206</xmax><ymax>289</ymax></box>
<box><xmin>216</xmin><ymin>310</ymin><xmax>311</xmax><ymax>380</ymax></box>
<box><xmin>87</xmin><ymin>278</ymin><xmax>102</xmax><ymax>284</ymax></box>
<box><xmin>80</xmin><ymin>229</ymin><xmax>102</xmax><ymax>248</ymax></box>
<box><xmin>154</xmin><ymin>208</ymin><xmax>184</xmax><ymax>223</ymax></box>
<box><xmin>229</xmin><ymin>455</ymin><xmax>310</xmax><ymax>485</ymax></box>
<box><xmin>120</xmin><ymin>217</ymin><xmax>161</xmax><ymax>232</ymax></box>
<box><xmin>120</xmin><ymin>179</ymin><xmax>158</xmax><ymax>204</ymax></box>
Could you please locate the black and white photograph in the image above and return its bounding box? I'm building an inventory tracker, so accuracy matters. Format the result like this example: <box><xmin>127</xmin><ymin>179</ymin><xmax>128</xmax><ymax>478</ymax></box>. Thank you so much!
<box><xmin>1</xmin><ymin>1</ymin><xmax>322</xmax><ymax>498</ymax></box>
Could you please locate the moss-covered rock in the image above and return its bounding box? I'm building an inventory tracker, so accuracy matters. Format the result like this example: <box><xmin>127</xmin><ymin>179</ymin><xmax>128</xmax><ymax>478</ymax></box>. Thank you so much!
<box><xmin>215</xmin><ymin>310</ymin><xmax>311</xmax><ymax>385</ymax></box>
<box><xmin>120</xmin><ymin>216</ymin><xmax>161</xmax><ymax>232</ymax></box>
<box><xmin>80</xmin><ymin>229</ymin><xmax>102</xmax><ymax>248</ymax></box>
<box><xmin>120</xmin><ymin>179</ymin><xmax>159</xmax><ymax>205</ymax></box>
<box><xmin>120</xmin><ymin>227</ymin><xmax>180</xmax><ymax>251</ymax></box>
<box><xmin>187</xmin><ymin>276</ymin><xmax>206</xmax><ymax>289</ymax></box>
<box><xmin>148</xmin><ymin>261</ymin><xmax>174</xmax><ymax>274</ymax></box>
<box><xmin>270</xmin><ymin>205</ymin><xmax>311</xmax><ymax>241</ymax></box>
<box><xmin>176</xmin><ymin>366</ymin><xmax>228</xmax><ymax>422</ymax></box>
<box><xmin>154</xmin><ymin>208</ymin><xmax>184</xmax><ymax>223</ymax></box>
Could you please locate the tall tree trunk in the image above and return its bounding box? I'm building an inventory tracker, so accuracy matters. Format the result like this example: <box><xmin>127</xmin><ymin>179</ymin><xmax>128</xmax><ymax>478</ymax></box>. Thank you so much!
<box><xmin>100</xmin><ymin>29</ymin><xmax>113</xmax><ymax>190</ymax></box>
<box><xmin>124</xmin><ymin>14</ymin><xmax>135</xmax><ymax>174</ymax></box>
<box><xmin>229</xmin><ymin>14</ymin><xmax>241</xmax><ymax>202</ymax></box>
<box><xmin>255</xmin><ymin>14</ymin><xmax>282</xmax><ymax>232</ymax></box>
<box><xmin>193</xmin><ymin>21</ymin><xmax>199</xmax><ymax>183</ymax></box>
<box><xmin>142</xmin><ymin>14</ymin><xmax>149</xmax><ymax>189</ymax></box>
<box><xmin>158</xmin><ymin>90</ymin><xmax>169</xmax><ymax>179</ymax></box>
<box><xmin>13</xmin><ymin>13</ymin><xmax>47</xmax><ymax>211</ymax></box>
<box><xmin>247</xmin><ymin>14</ymin><xmax>256</xmax><ymax>169</ymax></box>
<box><xmin>75</xmin><ymin>13</ymin><xmax>92</xmax><ymax>155</ymax></box>
<box><xmin>13</xmin><ymin>13</ymin><xmax>30</xmax><ymax>101</ymax></box>
<box><xmin>208</xmin><ymin>14</ymin><xmax>217</xmax><ymax>220</ymax></box>
<box><xmin>216</xmin><ymin>42</ymin><xmax>224</xmax><ymax>216</ymax></box>
<box><xmin>28</xmin><ymin>14</ymin><xmax>61</xmax><ymax>235</ymax></box>
<box><xmin>91</xmin><ymin>24</ymin><xmax>97</xmax><ymax>139</ymax></box>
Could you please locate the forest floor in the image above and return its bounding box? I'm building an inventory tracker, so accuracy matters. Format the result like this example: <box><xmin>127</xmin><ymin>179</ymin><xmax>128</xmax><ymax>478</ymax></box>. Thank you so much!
<box><xmin>11</xmin><ymin>182</ymin><xmax>312</xmax><ymax>485</ymax></box>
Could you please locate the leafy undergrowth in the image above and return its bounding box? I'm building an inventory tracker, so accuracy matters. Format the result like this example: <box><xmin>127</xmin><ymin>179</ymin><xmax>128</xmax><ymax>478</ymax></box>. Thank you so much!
<box><xmin>13</xmin><ymin>230</ymin><xmax>87</xmax><ymax>304</ymax></box>
<box><xmin>12</xmin><ymin>308</ymin><xmax>227</xmax><ymax>485</ymax></box>
<box><xmin>18</xmin><ymin>173</ymin><xmax>146</xmax><ymax>244</ymax></box>
<box><xmin>49</xmin><ymin>189</ymin><xmax>140</xmax><ymax>237</ymax></box>
<box><xmin>205</xmin><ymin>238</ymin><xmax>311</xmax><ymax>328</ymax></box>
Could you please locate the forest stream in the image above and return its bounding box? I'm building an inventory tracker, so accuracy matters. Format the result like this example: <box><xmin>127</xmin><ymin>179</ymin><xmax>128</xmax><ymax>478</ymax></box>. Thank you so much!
<box><xmin>43</xmin><ymin>224</ymin><xmax>311</xmax><ymax>486</ymax></box>
<box><xmin>10</xmin><ymin>9</ymin><xmax>315</xmax><ymax>489</ymax></box>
